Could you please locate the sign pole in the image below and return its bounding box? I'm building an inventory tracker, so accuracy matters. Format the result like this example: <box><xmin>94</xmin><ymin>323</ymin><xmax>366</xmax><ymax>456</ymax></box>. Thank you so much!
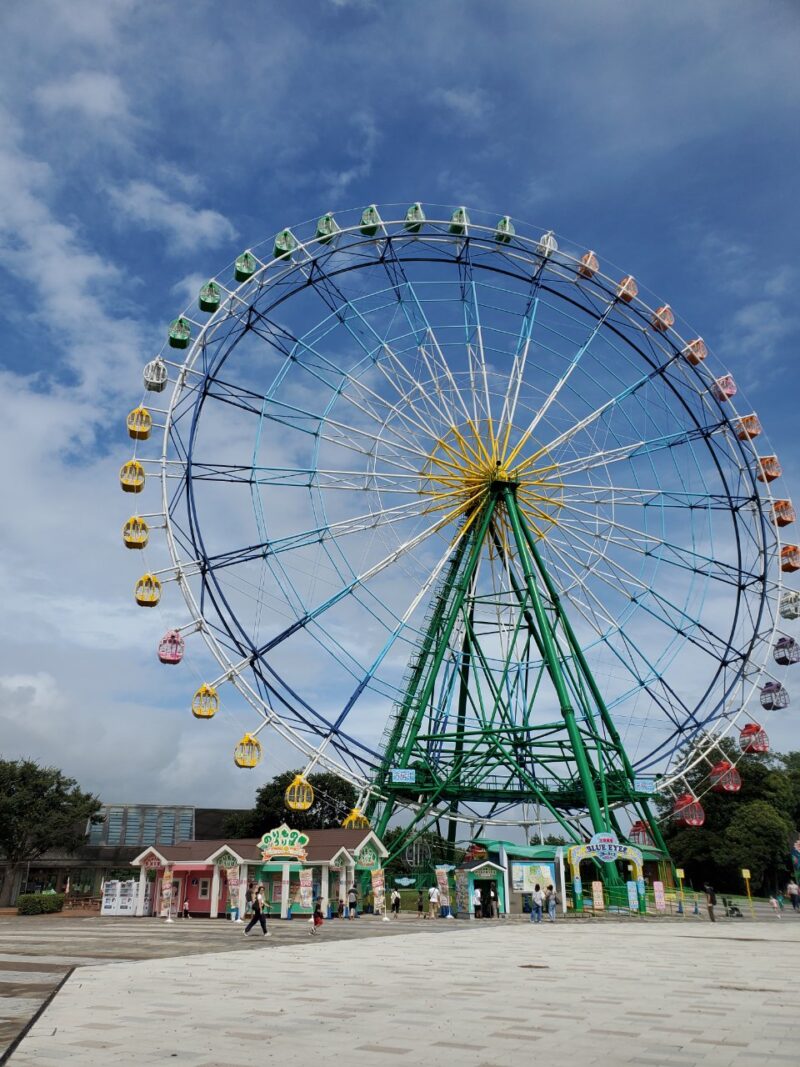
<box><xmin>675</xmin><ymin>868</ymin><xmax>685</xmax><ymax>916</ymax></box>
<box><xmin>742</xmin><ymin>869</ymin><xmax>754</xmax><ymax>917</ymax></box>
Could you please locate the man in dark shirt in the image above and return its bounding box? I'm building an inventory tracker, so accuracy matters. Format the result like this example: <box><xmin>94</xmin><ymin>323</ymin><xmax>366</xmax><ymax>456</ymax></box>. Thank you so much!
<box><xmin>704</xmin><ymin>883</ymin><xmax>717</xmax><ymax>922</ymax></box>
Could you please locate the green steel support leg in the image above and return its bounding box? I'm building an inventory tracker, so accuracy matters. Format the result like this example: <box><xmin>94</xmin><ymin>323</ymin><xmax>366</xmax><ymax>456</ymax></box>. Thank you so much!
<box><xmin>502</xmin><ymin>487</ymin><xmax>609</xmax><ymax>837</ymax></box>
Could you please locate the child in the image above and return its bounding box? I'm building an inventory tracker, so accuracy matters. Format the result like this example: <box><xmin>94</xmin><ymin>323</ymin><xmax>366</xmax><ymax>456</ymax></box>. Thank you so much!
<box><xmin>182</xmin><ymin>898</ymin><xmax>190</xmax><ymax>919</ymax></box>
<box><xmin>309</xmin><ymin>901</ymin><xmax>324</xmax><ymax>935</ymax></box>
<box><xmin>770</xmin><ymin>895</ymin><xmax>782</xmax><ymax>918</ymax></box>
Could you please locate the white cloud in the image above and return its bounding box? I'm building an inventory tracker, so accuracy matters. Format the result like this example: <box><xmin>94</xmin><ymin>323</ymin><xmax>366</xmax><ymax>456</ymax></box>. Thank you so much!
<box><xmin>434</xmin><ymin>87</ymin><xmax>490</xmax><ymax>123</ymax></box>
<box><xmin>107</xmin><ymin>180</ymin><xmax>236</xmax><ymax>253</ymax></box>
<box><xmin>35</xmin><ymin>71</ymin><xmax>129</xmax><ymax>122</ymax></box>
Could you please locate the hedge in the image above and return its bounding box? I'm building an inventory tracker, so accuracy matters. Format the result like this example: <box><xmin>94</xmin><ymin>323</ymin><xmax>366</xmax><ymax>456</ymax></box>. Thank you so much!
<box><xmin>17</xmin><ymin>893</ymin><xmax>65</xmax><ymax>915</ymax></box>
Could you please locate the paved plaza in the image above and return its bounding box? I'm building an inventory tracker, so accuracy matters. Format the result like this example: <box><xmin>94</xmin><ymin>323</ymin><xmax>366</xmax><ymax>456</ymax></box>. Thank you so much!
<box><xmin>1</xmin><ymin>915</ymin><xmax>796</xmax><ymax>1066</ymax></box>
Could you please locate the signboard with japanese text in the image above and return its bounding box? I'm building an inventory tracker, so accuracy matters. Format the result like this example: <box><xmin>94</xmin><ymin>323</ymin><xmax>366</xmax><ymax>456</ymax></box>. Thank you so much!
<box><xmin>626</xmin><ymin>881</ymin><xmax>639</xmax><ymax>911</ymax></box>
<box><xmin>511</xmin><ymin>862</ymin><xmax>555</xmax><ymax>894</ymax></box>
<box><xmin>258</xmin><ymin>824</ymin><xmax>309</xmax><ymax>862</ymax></box>
<box><xmin>435</xmin><ymin>867</ymin><xmax>451</xmax><ymax>909</ymax></box>
<box><xmin>371</xmin><ymin>868</ymin><xmax>386</xmax><ymax>914</ymax></box>
<box><xmin>299</xmin><ymin>869</ymin><xmax>313</xmax><ymax>909</ymax></box>
<box><xmin>591</xmin><ymin>881</ymin><xmax>605</xmax><ymax>910</ymax></box>
<box><xmin>653</xmin><ymin>880</ymin><xmax>666</xmax><ymax>911</ymax></box>
<box><xmin>454</xmin><ymin>870</ymin><xmax>470</xmax><ymax>916</ymax></box>
<box><xmin>390</xmin><ymin>768</ymin><xmax>416</xmax><ymax>784</ymax></box>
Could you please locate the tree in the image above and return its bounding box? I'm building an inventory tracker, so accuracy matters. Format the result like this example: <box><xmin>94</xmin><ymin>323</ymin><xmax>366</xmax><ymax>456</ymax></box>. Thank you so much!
<box><xmin>657</xmin><ymin>739</ymin><xmax>798</xmax><ymax>892</ymax></box>
<box><xmin>224</xmin><ymin>770</ymin><xmax>357</xmax><ymax>837</ymax></box>
<box><xmin>0</xmin><ymin>759</ymin><xmax>101</xmax><ymax>906</ymax></box>
<box><xmin>715</xmin><ymin>801</ymin><xmax>793</xmax><ymax>892</ymax></box>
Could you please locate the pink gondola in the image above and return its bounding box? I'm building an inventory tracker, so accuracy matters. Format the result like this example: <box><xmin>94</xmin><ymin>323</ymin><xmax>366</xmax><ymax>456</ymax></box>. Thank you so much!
<box><xmin>711</xmin><ymin>375</ymin><xmax>737</xmax><ymax>402</ymax></box>
<box><xmin>774</xmin><ymin>636</ymin><xmax>800</xmax><ymax>666</ymax></box>
<box><xmin>760</xmin><ymin>682</ymin><xmax>789</xmax><ymax>710</ymax></box>
<box><xmin>158</xmin><ymin>630</ymin><xmax>185</xmax><ymax>665</ymax></box>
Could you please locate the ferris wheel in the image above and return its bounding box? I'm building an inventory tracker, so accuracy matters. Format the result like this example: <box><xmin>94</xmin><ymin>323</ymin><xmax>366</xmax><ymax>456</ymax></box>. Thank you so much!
<box><xmin>120</xmin><ymin>202</ymin><xmax>798</xmax><ymax>854</ymax></box>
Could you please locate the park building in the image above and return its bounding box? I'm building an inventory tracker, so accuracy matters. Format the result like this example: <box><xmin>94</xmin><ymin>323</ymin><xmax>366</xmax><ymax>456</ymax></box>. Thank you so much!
<box><xmin>0</xmin><ymin>803</ymin><xmax>247</xmax><ymax>906</ymax></box>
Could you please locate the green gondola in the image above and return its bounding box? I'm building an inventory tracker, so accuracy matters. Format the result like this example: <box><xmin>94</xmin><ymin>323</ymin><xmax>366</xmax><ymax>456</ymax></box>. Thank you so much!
<box><xmin>315</xmin><ymin>213</ymin><xmax>340</xmax><ymax>244</ymax></box>
<box><xmin>168</xmin><ymin>317</ymin><xmax>191</xmax><ymax>349</ymax></box>
<box><xmin>449</xmin><ymin>206</ymin><xmax>470</xmax><ymax>235</ymax></box>
<box><xmin>234</xmin><ymin>252</ymin><xmax>257</xmax><ymax>282</ymax></box>
<box><xmin>360</xmin><ymin>204</ymin><xmax>382</xmax><ymax>237</ymax></box>
<box><xmin>404</xmin><ymin>202</ymin><xmax>426</xmax><ymax>233</ymax></box>
<box><xmin>273</xmin><ymin>229</ymin><xmax>297</xmax><ymax>260</ymax></box>
<box><xmin>198</xmin><ymin>281</ymin><xmax>221</xmax><ymax>313</ymax></box>
<box><xmin>495</xmin><ymin>216</ymin><xmax>515</xmax><ymax>245</ymax></box>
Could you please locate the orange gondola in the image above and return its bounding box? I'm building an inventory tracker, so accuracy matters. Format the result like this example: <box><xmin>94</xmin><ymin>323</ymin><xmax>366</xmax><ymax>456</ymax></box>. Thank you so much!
<box><xmin>682</xmin><ymin>338</ymin><xmax>707</xmax><ymax>365</ymax></box>
<box><xmin>773</xmin><ymin>500</ymin><xmax>795</xmax><ymax>527</ymax></box>
<box><xmin>780</xmin><ymin>545</ymin><xmax>800</xmax><ymax>572</ymax></box>
<box><xmin>735</xmin><ymin>414</ymin><xmax>762</xmax><ymax>440</ymax></box>
<box><xmin>651</xmin><ymin>305</ymin><xmax>674</xmax><ymax>333</ymax></box>
<box><xmin>757</xmin><ymin>455</ymin><xmax>782</xmax><ymax>483</ymax></box>
<box><xmin>616</xmin><ymin>275</ymin><xmax>638</xmax><ymax>302</ymax></box>
<box><xmin>577</xmin><ymin>250</ymin><xmax>599</xmax><ymax>278</ymax></box>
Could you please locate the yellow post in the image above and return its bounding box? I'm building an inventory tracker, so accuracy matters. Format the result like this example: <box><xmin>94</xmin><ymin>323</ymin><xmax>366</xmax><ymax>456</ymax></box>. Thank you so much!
<box><xmin>742</xmin><ymin>869</ymin><xmax>755</xmax><ymax>917</ymax></box>
<box><xmin>676</xmin><ymin>868</ymin><xmax>685</xmax><ymax>916</ymax></box>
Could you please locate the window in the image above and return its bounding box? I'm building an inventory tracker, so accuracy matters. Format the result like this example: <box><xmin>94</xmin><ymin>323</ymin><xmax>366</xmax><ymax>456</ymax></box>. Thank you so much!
<box><xmin>198</xmin><ymin>879</ymin><xmax>210</xmax><ymax>899</ymax></box>
<box><xmin>106</xmin><ymin>808</ymin><xmax>124</xmax><ymax>846</ymax></box>
<box><xmin>142</xmin><ymin>810</ymin><xmax>158</xmax><ymax>845</ymax></box>
<box><xmin>158</xmin><ymin>810</ymin><xmax>175</xmax><ymax>845</ymax></box>
<box><xmin>124</xmin><ymin>809</ymin><xmax>142</xmax><ymax>845</ymax></box>
<box><xmin>177</xmin><ymin>808</ymin><xmax>194</xmax><ymax>842</ymax></box>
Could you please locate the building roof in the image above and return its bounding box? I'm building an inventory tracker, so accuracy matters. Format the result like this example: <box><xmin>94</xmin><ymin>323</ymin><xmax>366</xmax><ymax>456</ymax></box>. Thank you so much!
<box><xmin>132</xmin><ymin>828</ymin><xmax>386</xmax><ymax>867</ymax></box>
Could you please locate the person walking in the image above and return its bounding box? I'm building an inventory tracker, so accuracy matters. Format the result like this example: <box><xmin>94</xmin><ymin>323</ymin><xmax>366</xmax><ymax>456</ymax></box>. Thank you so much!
<box><xmin>391</xmin><ymin>888</ymin><xmax>401</xmax><ymax>917</ymax></box>
<box><xmin>786</xmin><ymin>880</ymin><xmax>799</xmax><ymax>911</ymax></box>
<box><xmin>243</xmin><ymin>884</ymin><xmax>271</xmax><ymax>937</ymax></box>
<box><xmin>488</xmin><ymin>884</ymin><xmax>498</xmax><ymax>918</ymax></box>
<box><xmin>545</xmin><ymin>884</ymin><xmax>559</xmax><ymax>922</ymax></box>
<box><xmin>428</xmin><ymin>883</ymin><xmax>440</xmax><ymax>919</ymax></box>
<box><xmin>703</xmin><ymin>882</ymin><xmax>717</xmax><ymax>923</ymax></box>
<box><xmin>309</xmin><ymin>900</ymin><xmax>324</xmax><ymax>935</ymax></box>
<box><xmin>244</xmin><ymin>881</ymin><xmax>254</xmax><ymax>919</ymax></box>
<box><xmin>472</xmin><ymin>885</ymin><xmax>482</xmax><ymax>919</ymax></box>
<box><xmin>347</xmin><ymin>885</ymin><xmax>358</xmax><ymax>919</ymax></box>
<box><xmin>530</xmin><ymin>883</ymin><xmax>544</xmax><ymax>923</ymax></box>
<box><xmin>417</xmin><ymin>889</ymin><xmax>424</xmax><ymax>919</ymax></box>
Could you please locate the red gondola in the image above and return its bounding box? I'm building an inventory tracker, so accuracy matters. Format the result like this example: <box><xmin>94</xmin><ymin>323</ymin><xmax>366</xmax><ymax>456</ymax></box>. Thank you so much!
<box><xmin>578</xmin><ymin>250</ymin><xmax>599</xmax><ymax>278</ymax></box>
<box><xmin>709</xmin><ymin>761</ymin><xmax>741</xmax><ymax>793</ymax></box>
<box><xmin>739</xmin><ymin>723</ymin><xmax>769</xmax><ymax>754</ymax></box>
<box><xmin>673</xmin><ymin>793</ymin><xmax>705</xmax><ymax>827</ymax></box>
<box><xmin>780</xmin><ymin>545</ymin><xmax>800</xmax><ymax>572</ymax></box>
<box><xmin>760</xmin><ymin>681</ymin><xmax>790</xmax><ymax>710</ymax></box>
<box><xmin>774</xmin><ymin>636</ymin><xmax>800</xmax><ymax>666</ymax></box>
<box><xmin>158</xmin><ymin>630</ymin><xmax>185</xmax><ymax>665</ymax></box>
<box><xmin>628</xmin><ymin>819</ymin><xmax>654</xmax><ymax>846</ymax></box>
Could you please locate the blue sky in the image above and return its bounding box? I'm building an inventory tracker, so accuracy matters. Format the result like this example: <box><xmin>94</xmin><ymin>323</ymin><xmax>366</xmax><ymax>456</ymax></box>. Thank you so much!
<box><xmin>0</xmin><ymin>0</ymin><xmax>798</xmax><ymax>808</ymax></box>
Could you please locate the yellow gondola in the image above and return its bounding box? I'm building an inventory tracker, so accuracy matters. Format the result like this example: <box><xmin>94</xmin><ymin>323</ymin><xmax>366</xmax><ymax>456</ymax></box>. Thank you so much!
<box><xmin>234</xmin><ymin>733</ymin><xmax>263</xmax><ymax>769</ymax></box>
<box><xmin>127</xmin><ymin>406</ymin><xmax>152</xmax><ymax>441</ymax></box>
<box><xmin>122</xmin><ymin>516</ymin><xmax>149</xmax><ymax>549</ymax></box>
<box><xmin>134</xmin><ymin>573</ymin><xmax>161</xmax><ymax>607</ymax></box>
<box><xmin>192</xmin><ymin>683</ymin><xmax>219</xmax><ymax>719</ymax></box>
<box><xmin>285</xmin><ymin>774</ymin><xmax>314</xmax><ymax>811</ymax></box>
<box><xmin>342</xmin><ymin>807</ymin><xmax>369</xmax><ymax>829</ymax></box>
<box><xmin>120</xmin><ymin>459</ymin><xmax>145</xmax><ymax>493</ymax></box>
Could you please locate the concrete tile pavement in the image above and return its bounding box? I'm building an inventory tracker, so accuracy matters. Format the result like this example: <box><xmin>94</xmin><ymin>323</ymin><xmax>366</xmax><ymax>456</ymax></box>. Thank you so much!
<box><xmin>7</xmin><ymin>920</ymin><xmax>797</xmax><ymax>1066</ymax></box>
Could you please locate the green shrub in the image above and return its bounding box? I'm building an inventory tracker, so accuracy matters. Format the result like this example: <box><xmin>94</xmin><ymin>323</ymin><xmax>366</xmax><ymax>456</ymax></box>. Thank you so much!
<box><xmin>17</xmin><ymin>893</ymin><xmax>65</xmax><ymax>915</ymax></box>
